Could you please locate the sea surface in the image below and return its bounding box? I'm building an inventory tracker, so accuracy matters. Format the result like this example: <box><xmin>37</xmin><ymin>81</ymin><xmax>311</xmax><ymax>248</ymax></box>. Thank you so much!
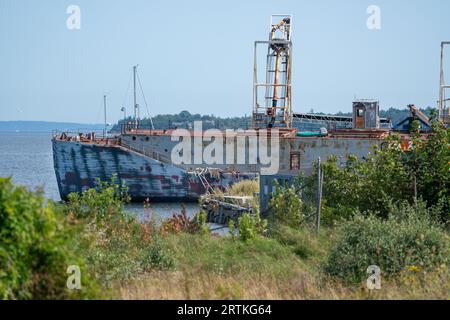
<box><xmin>0</xmin><ymin>132</ymin><xmax>201</xmax><ymax>221</ymax></box>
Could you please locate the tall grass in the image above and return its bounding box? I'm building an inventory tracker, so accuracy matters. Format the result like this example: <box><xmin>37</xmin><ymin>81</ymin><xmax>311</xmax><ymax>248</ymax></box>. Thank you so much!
<box><xmin>117</xmin><ymin>230</ymin><xmax>450</xmax><ymax>300</ymax></box>
<box><xmin>2</xmin><ymin>174</ymin><xmax>448</xmax><ymax>300</ymax></box>
<box><xmin>226</xmin><ymin>179</ymin><xmax>259</xmax><ymax>197</ymax></box>
<box><xmin>119</xmin><ymin>269</ymin><xmax>450</xmax><ymax>300</ymax></box>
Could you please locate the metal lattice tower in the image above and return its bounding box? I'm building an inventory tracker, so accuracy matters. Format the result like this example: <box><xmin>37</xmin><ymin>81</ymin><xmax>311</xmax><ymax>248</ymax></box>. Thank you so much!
<box><xmin>252</xmin><ymin>15</ymin><xmax>293</xmax><ymax>128</ymax></box>
<box><xmin>439</xmin><ymin>42</ymin><xmax>450</xmax><ymax>124</ymax></box>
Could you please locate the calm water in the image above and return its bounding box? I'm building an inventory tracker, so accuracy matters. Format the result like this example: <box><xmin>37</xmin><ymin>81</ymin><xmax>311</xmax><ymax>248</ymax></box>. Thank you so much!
<box><xmin>0</xmin><ymin>132</ymin><xmax>200</xmax><ymax>221</ymax></box>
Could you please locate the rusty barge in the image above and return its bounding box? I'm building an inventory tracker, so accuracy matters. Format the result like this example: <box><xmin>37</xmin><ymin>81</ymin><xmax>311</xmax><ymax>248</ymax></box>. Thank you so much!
<box><xmin>52</xmin><ymin>15</ymin><xmax>394</xmax><ymax>201</ymax></box>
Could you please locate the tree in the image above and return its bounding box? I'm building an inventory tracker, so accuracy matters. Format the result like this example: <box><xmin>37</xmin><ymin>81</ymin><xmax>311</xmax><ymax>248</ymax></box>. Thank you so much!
<box><xmin>302</xmin><ymin>114</ymin><xmax>449</xmax><ymax>223</ymax></box>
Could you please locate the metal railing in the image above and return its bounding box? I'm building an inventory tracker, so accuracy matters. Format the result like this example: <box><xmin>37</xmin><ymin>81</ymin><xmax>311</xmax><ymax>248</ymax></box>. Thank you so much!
<box><xmin>52</xmin><ymin>129</ymin><xmax>115</xmax><ymax>143</ymax></box>
<box><xmin>118</xmin><ymin>140</ymin><xmax>172</xmax><ymax>164</ymax></box>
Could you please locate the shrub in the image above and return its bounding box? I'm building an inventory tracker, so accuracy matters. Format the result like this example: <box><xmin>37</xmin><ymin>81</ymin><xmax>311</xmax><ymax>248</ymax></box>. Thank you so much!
<box><xmin>66</xmin><ymin>174</ymin><xmax>130</xmax><ymax>221</ymax></box>
<box><xmin>85</xmin><ymin>214</ymin><xmax>175</xmax><ymax>284</ymax></box>
<box><xmin>142</xmin><ymin>233</ymin><xmax>175</xmax><ymax>271</ymax></box>
<box><xmin>195</xmin><ymin>210</ymin><xmax>210</xmax><ymax>235</ymax></box>
<box><xmin>302</xmin><ymin>121</ymin><xmax>450</xmax><ymax>222</ymax></box>
<box><xmin>68</xmin><ymin>180</ymin><xmax>175</xmax><ymax>284</ymax></box>
<box><xmin>160</xmin><ymin>206</ymin><xmax>208</xmax><ymax>235</ymax></box>
<box><xmin>408</xmin><ymin>120</ymin><xmax>450</xmax><ymax>223</ymax></box>
<box><xmin>324</xmin><ymin>201</ymin><xmax>449</xmax><ymax>283</ymax></box>
<box><xmin>269</xmin><ymin>184</ymin><xmax>303</xmax><ymax>227</ymax></box>
<box><xmin>228</xmin><ymin>219</ymin><xmax>236</xmax><ymax>239</ymax></box>
<box><xmin>237</xmin><ymin>210</ymin><xmax>267</xmax><ymax>242</ymax></box>
<box><xmin>0</xmin><ymin>178</ymin><xmax>99</xmax><ymax>299</ymax></box>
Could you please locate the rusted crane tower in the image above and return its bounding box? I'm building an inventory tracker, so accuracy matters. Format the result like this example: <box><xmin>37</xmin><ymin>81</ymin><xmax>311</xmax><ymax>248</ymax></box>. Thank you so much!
<box><xmin>252</xmin><ymin>14</ymin><xmax>293</xmax><ymax>128</ymax></box>
<box><xmin>439</xmin><ymin>41</ymin><xmax>450</xmax><ymax>125</ymax></box>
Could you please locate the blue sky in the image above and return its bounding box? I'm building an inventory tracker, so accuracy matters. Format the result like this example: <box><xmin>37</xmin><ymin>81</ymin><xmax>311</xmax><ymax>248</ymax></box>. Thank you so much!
<box><xmin>0</xmin><ymin>0</ymin><xmax>449</xmax><ymax>123</ymax></box>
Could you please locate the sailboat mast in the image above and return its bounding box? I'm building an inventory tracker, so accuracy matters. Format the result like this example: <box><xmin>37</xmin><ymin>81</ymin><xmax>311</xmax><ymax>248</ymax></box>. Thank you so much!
<box><xmin>133</xmin><ymin>65</ymin><xmax>138</xmax><ymax>128</ymax></box>
<box><xmin>103</xmin><ymin>94</ymin><xmax>107</xmax><ymax>138</ymax></box>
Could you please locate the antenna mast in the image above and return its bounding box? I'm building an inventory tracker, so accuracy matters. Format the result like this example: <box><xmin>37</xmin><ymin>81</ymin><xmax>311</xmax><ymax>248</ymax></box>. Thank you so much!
<box><xmin>103</xmin><ymin>94</ymin><xmax>107</xmax><ymax>138</ymax></box>
<box><xmin>439</xmin><ymin>42</ymin><xmax>450</xmax><ymax>124</ymax></box>
<box><xmin>133</xmin><ymin>65</ymin><xmax>139</xmax><ymax>128</ymax></box>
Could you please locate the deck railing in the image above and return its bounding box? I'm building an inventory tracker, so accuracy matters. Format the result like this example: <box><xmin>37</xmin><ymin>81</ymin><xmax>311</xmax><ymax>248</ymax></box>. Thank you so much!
<box><xmin>118</xmin><ymin>140</ymin><xmax>172</xmax><ymax>164</ymax></box>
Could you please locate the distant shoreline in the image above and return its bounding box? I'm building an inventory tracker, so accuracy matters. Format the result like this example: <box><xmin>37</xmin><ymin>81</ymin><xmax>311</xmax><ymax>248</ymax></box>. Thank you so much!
<box><xmin>0</xmin><ymin>121</ymin><xmax>104</xmax><ymax>133</ymax></box>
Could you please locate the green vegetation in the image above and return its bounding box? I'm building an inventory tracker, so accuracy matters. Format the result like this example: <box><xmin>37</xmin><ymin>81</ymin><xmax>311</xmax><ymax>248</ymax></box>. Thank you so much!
<box><xmin>266</xmin><ymin>117</ymin><xmax>449</xmax><ymax>290</ymax></box>
<box><xmin>65</xmin><ymin>177</ymin><xmax>175</xmax><ymax>285</ymax></box>
<box><xmin>120</xmin><ymin>219</ymin><xmax>448</xmax><ymax>299</ymax></box>
<box><xmin>269</xmin><ymin>185</ymin><xmax>304</xmax><ymax>228</ymax></box>
<box><xmin>112</xmin><ymin>111</ymin><xmax>251</xmax><ymax>131</ymax></box>
<box><xmin>0</xmin><ymin>178</ymin><xmax>98</xmax><ymax>299</ymax></box>
<box><xmin>301</xmin><ymin>118</ymin><xmax>449</xmax><ymax>224</ymax></box>
<box><xmin>66</xmin><ymin>176</ymin><xmax>130</xmax><ymax>221</ymax></box>
<box><xmin>226</xmin><ymin>179</ymin><xmax>259</xmax><ymax>197</ymax></box>
<box><xmin>237</xmin><ymin>211</ymin><xmax>267</xmax><ymax>242</ymax></box>
<box><xmin>0</xmin><ymin>176</ymin><xmax>173</xmax><ymax>299</ymax></box>
<box><xmin>1</xmin><ymin>113</ymin><xmax>448</xmax><ymax>300</ymax></box>
<box><xmin>324</xmin><ymin>203</ymin><xmax>449</xmax><ymax>283</ymax></box>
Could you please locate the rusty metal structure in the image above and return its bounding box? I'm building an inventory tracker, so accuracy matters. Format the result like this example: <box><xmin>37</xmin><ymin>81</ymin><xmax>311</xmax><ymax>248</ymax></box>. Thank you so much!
<box><xmin>408</xmin><ymin>104</ymin><xmax>430</xmax><ymax>127</ymax></box>
<box><xmin>252</xmin><ymin>14</ymin><xmax>293</xmax><ymax>129</ymax></box>
<box><xmin>52</xmin><ymin>15</ymin><xmax>392</xmax><ymax>202</ymax></box>
<box><xmin>293</xmin><ymin>112</ymin><xmax>391</xmax><ymax>131</ymax></box>
<box><xmin>352</xmin><ymin>100</ymin><xmax>380</xmax><ymax>129</ymax></box>
<box><xmin>439</xmin><ymin>41</ymin><xmax>450</xmax><ymax>125</ymax></box>
<box><xmin>52</xmin><ymin>133</ymin><xmax>258</xmax><ymax>201</ymax></box>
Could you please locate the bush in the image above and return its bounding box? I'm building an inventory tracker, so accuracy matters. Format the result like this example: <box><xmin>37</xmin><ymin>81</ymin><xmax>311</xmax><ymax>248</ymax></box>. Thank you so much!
<box><xmin>85</xmin><ymin>214</ymin><xmax>175</xmax><ymax>284</ymax></box>
<box><xmin>269</xmin><ymin>185</ymin><xmax>304</xmax><ymax>227</ymax></box>
<box><xmin>161</xmin><ymin>206</ymin><xmax>208</xmax><ymax>235</ymax></box>
<box><xmin>237</xmin><ymin>210</ymin><xmax>267</xmax><ymax>242</ymax></box>
<box><xmin>66</xmin><ymin>175</ymin><xmax>130</xmax><ymax>221</ymax></box>
<box><xmin>408</xmin><ymin>120</ymin><xmax>450</xmax><ymax>223</ymax></box>
<box><xmin>302</xmin><ymin>122</ymin><xmax>450</xmax><ymax>222</ymax></box>
<box><xmin>0</xmin><ymin>178</ymin><xmax>99</xmax><ymax>299</ymax></box>
<box><xmin>324</xmin><ymin>202</ymin><xmax>449</xmax><ymax>283</ymax></box>
<box><xmin>67</xmin><ymin>179</ymin><xmax>175</xmax><ymax>284</ymax></box>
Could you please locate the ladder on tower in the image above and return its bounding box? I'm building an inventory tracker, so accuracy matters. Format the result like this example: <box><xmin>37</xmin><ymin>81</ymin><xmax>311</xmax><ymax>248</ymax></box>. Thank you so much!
<box><xmin>252</xmin><ymin>14</ymin><xmax>293</xmax><ymax>129</ymax></box>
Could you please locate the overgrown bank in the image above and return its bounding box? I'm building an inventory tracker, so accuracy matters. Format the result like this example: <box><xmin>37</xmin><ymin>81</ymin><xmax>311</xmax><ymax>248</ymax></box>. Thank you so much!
<box><xmin>0</xmin><ymin>117</ymin><xmax>449</xmax><ymax>300</ymax></box>
<box><xmin>0</xmin><ymin>176</ymin><xmax>448</xmax><ymax>299</ymax></box>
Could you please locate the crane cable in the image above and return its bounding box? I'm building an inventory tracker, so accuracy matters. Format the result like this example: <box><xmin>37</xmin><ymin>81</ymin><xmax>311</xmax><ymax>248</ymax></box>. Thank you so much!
<box><xmin>121</xmin><ymin>72</ymin><xmax>133</xmax><ymax>115</ymax></box>
<box><xmin>136</xmin><ymin>69</ymin><xmax>155</xmax><ymax>130</ymax></box>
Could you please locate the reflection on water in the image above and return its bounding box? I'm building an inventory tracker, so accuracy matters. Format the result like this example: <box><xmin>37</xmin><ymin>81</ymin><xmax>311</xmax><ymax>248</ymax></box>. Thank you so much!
<box><xmin>124</xmin><ymin>202</ymin><xmax>229</xmax><ymax>236</ymax></box>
